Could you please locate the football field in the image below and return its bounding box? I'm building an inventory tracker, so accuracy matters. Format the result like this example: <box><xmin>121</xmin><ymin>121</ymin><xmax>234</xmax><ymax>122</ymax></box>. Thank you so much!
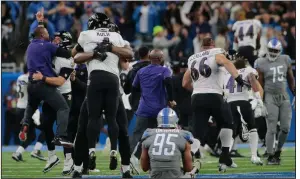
<box><xmin>1</xmin><ymin>144</ymin><xmax>295</xmax><ymax>178</ymax></box>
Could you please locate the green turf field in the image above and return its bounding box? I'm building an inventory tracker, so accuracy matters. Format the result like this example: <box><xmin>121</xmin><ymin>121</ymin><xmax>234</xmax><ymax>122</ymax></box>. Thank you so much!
<box><xmin>1</xmin><ymin>147</ymin><xmax>295</xmax><ymax>178</ymax></box>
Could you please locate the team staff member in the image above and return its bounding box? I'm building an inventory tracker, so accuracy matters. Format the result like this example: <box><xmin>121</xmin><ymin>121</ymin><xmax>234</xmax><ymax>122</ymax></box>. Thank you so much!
<box><xmin>19</xmin><ymin>11</ymin><xmax>72</xmax><ymax>147</ymax></box>
<box><xmin>130</xmin><ymin>49</ymin><xmax>176</xmax><ymax>174</ymax></box>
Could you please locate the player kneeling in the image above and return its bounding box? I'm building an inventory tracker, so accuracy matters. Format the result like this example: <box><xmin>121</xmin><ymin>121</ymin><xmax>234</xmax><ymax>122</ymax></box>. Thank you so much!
<box><xmin>140</xmin><ymin>108</ymin><xmax>200</xmax><ymax>178</ymax></box>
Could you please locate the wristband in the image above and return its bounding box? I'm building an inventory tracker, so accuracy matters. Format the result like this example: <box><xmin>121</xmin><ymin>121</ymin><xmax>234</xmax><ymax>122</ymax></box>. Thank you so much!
<box><xmin>42</xmin><ymin>76</ymin><xmax>46</xmax><ymax>82</ymax></box>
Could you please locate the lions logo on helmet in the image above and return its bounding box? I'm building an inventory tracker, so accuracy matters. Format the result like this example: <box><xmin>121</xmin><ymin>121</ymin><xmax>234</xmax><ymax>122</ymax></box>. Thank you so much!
<box><xmin>157</xmin><ymin>108</ymin><xmax>179</xmax><ymax>128</ymax></box>
<box><xmin>267</xmin><ymin>38</ymin><xmax>282</xmax><ymax>62</ymax></box>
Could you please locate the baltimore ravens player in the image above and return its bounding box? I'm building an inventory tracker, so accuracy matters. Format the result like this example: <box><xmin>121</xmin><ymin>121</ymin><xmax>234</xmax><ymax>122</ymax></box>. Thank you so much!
<box><xmin>223</xmin><ymin>55</ymin><xmax>264</xmax><ymax>165</ymax></box>
<box><xmin>141</xmin><ymin>107</ymin><xmax>201</xmax><ymax>178</ymax></box>
<box><xmin>32</xmin><ymin>31</ymin><xmax>75</xmax><ymax>174</ymax></box>
<box><xmin>255</xmin><ymin>38</ymin><xmax>295</xmax><ymax>165</ymax></box>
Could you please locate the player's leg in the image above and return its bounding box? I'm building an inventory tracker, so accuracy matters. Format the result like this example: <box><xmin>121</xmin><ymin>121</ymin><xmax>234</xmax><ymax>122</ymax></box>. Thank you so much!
<box><xmin>239</xmin><ymin>101</ymin><xmax>262</xmax><ymax>165</ymax></box>
<box><xmin>116</xmin><ymin>98</ymin><xmax>132</xmax><ymax>177</ymax></box>
<box><xmin>264</xmin><ymin>94</ymin><xmax>280</xmax><ymax>164</ymax></box>
<box><xmin>73</xmin><ymin>99</ymin><xmax>90</xmax><ymax>177</ymax></box>
<box><xmin>274</xmin><ymin>95</ymin><xmax>292</xmax><ymax>163</ymax></box>
<box><xmin>30</xmin><ymin>130</ymin><xmax>46</xmax><ymax>161</ymax></box>
<box><xmin>212</xmin><ymin>95</ymin><xmax>236</xmax><ymax>171</ymax></box>
<box><xmin>12</xmin><ymin>108</ymin><xmax>26</xmax><ymax>161</ymax></box>
<box><xmin>103</xmin><ymin>76</ymin><xmax>120</xmax><ymax>170</ymax></box>
<box><xmin>42</xmin><ymin>103</ymin><xmax>60</xmax><ymax>173</ymax></box>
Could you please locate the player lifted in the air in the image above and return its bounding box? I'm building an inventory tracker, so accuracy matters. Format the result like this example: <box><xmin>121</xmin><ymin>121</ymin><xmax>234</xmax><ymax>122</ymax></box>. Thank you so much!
<box><xmin>255</xmin><ymin>38</ymin><xmax>295</xmax><ymax>165</ymax></box>
<box><xmin>223</xmin><ymin>55</ymin><xmax>265</xmax><ymax>165</ymax></box>
<box><xmin>232</xmin><ymin>12</ymin><xmax>262</xmax><ymax>67</ymax></box>
<box><xmin>140</xmin><ymin>107</ymin><xmax>201</xmax><ymax>178</ymax></box>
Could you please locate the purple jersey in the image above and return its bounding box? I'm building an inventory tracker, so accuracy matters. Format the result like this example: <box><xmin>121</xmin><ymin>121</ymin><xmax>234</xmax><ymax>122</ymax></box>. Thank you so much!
<box><xmin>133</xmin><ymin>64</ymin><xmax>171</xmax><ymax>118</ymax></box>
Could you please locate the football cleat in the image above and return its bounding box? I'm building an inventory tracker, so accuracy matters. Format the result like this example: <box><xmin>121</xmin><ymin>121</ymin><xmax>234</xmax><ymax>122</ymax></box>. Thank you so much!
<box><xmin>130</xmin><ymin>155</ymin><xmax>140</xmax><ymax>175</ymax></box>
<box><xmin>31</xmin><ymin>150</ymin><xmax>47</xmax><ymax>161</ymax></box>
<box><xmin>62</xmin><ymin>158</ymin><xmax>74</xmax><ymax>175</ymax></box>
<box><xmin>72</xmin><ymin>170</ymin><xmax>82</xmax><ymax>178</ymax></box>
<box><xmin>251</xmin><ymin>156</ymin><xmax>263</xmax><ymax>166</ymax></box>
<box><xmin>43</xmin><ymin>155</ymin><xmax>60</xmax><ymax>173</ymax></box>
<box><xmin>52</xmin><ymin>137</ymin><xmax>73</xmax><ymax>148</ymax></box>
<box><xmin>89</xmin><ymin>151</ymin><xmax>96</xmax><ymax>170</ymax></box>
<box><xmin>109</xmin><ymin>150</ymin><xmax>118</xmax><ymax>170</ymax></box>
<box><xmin>12</xmin><ymin>152</ymin><xmax>23</xmax><ymax>162</ymax></box>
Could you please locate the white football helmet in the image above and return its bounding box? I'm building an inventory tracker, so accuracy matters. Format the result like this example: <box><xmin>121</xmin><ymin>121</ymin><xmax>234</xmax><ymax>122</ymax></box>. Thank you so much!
<box><xmin>267</xmin><ymin>38</ymin><xmax>282</xmax><ymax>61</ymax></box>
<box><xmin>157</xmin><ymin>108</ymin><xmax>179</xmax><ymax>128</ymax></box>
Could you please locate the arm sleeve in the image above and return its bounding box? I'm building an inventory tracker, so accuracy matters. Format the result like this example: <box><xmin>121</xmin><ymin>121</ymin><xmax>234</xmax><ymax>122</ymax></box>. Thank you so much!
<box><xmin>164</xmin><ymin>77</ymin><xmax>174</xmax><ymax>101</ymax></box>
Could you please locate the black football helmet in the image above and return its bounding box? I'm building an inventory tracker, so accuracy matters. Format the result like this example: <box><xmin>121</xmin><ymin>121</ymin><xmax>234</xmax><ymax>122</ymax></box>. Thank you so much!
<box><xmin>54</xmin><ymin>31</ymin><xmax>73</xmax><ymax>49</ymax></box>
<box><xmin>108</xmin><ymin>22</ymin><xmax>120</xmax><ymax>34</ymax></box>
<box><xmin>88</xmin><ymin>13</ymin><xmax>110</xmax><ymax>30</ymax></box>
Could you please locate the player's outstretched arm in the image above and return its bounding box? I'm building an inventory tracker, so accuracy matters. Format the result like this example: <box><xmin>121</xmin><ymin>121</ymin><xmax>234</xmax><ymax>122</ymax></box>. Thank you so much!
<box><xmin>248</xmin><ymin>73</ymin><xmax>264</xmax><ymax>98</ymax></box>
<box><xmin>182</xmin><ymin>69</ymin><xmax>193</xmax><ymax>91</ymax></box>
<box><xmin>256</xmin><ymin>69</ymin><xmax>264</xmax><ymax>88</ymax></box>
<box><xmin>183</xmin><ymin>142</ymin><xmax>193</xmax><ymax>173</ymax></box>
<box><xmin>140</xmin><ymin>146</ymin><xmax>150</xmax><ymax>172</ymax></box>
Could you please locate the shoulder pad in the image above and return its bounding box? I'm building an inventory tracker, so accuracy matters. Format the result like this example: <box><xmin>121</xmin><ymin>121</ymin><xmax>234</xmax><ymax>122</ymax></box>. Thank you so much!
<box><xmin>180</xmin><ymin>130</ymin><xmax>194</xmax><ymax>144</ymax></box>
<box><xmin>141</xmin><ymin>128</ymin><xmax>154</xmax><ymax>142</ymax></box>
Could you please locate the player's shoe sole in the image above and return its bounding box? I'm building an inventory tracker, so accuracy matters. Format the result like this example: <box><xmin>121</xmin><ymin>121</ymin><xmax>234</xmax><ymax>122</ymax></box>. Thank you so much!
<box><xmin>43</xmin><ymin>158</ymin><xmax>60</xmax><ymax>173</ymax></box>
<box><xmin>31</xmin><ymin>151</ymin><xmax>47</xmax><ymax>161</ymax></box>
<box><xmin>12</xmin><ymin>153</ymin><xmax>23</xmax><ymax>162</ymax></box>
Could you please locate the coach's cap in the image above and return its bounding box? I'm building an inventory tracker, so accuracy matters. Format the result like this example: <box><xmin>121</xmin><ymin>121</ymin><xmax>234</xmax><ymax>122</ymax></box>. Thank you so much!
<box><xmin>153</xmin><ymin>26</ymin><xmax>164</xmax><ymax>36</ymax></box>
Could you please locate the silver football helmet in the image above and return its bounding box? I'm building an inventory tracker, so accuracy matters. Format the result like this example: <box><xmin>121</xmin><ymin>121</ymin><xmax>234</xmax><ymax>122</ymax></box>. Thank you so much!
<box><xmin>157</xmin><ymin>108</ymin><xmax>179</xmax><ymax>128</ymax></box>
<box><xmin>267</xmin><ymin>38</ymin><xmax>282</xmax><ymax>62</ymax></box>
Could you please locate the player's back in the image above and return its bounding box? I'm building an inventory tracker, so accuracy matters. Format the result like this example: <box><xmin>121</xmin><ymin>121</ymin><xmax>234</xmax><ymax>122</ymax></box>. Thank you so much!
<box><xmin>78</xmin><ymin>28</ymin><xmax>125</xmax><ymax>76</ymax></box>
<box><xmin>142</xmin><ymin>128</ymin><xmax>192</xmax><ymax>178</ymax></box>
<box><xmin>188</xmin><ymin>48</ymin><xmax>225</xmax><ymax>95</ymax></box>
<box><xmin>224</xmin><ymin>66</ymin><xmax>257</xmax><ymax>102</ymax></box>
<box><xmin>255</xmin><ymin>55</ymin><xmax>290</xmax><ymax>94</ymax></box>
<box><xmin>232</xmin><ymin>19</ymin><xmax>262</xmax><ymax>48</ymax></box>
<box><xmin>16</xmin><ymin>74</ymin><xmax>29</xmax><ymax>109</ymax></box>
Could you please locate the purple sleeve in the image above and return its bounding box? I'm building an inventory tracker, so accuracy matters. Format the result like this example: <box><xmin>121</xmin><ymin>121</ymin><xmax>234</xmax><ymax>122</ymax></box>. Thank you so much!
<box><xmin>163</xmin><ymin>68</ymin><xmax>171</xmax><ymax>79</ymax></box>
<box><xmin>132</xmin><ymin>72</ymin><xmax>140</xmax><ymax>88</ymax></box>
<box><xmin>47</xmin><ymin>42</ymin><xmax>58</xmax><ymax>56</ymax></box>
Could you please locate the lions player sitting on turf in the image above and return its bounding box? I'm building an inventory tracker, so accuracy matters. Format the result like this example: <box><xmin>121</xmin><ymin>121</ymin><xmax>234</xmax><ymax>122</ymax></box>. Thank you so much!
<box><xmin>140</xmin><ymin>108</ymin><xmax>201</xmax><ymax>178</ymax></box>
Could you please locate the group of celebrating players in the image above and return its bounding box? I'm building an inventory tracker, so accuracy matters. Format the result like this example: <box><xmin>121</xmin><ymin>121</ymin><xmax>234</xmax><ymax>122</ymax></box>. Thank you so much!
<box><xmin>10</xmin><ymin>8</ymin><xmax>295</xmax><ymax>179</ymax></box>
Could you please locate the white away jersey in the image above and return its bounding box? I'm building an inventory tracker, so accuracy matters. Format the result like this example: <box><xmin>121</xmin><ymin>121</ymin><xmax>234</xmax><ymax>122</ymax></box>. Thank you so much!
<box><xmin>188</xmin><ymin>48</ymin><xmax>226</xmax><ymax>95</ymax></box>
<box><xmin>16</xmin><ymin>74</ymin><xmax>29</xmax><ymax>109</ymax></box>
<box><xmin>78</xmin><ymin>28</ymin><xmax>126</xmax><ymax>76</ymax></box>
<box><xmin>232</xmin><ymin>19</ymin><xmax>262</xmax><ymax>49</ymax></box>
<box><xmin>223</xmin><ymin>66</ymin><xmax>258</xmax><ymax>102</ymax></box>
<box><xmin>53</xmin><ymin>57</ymin><xmax>73</xmax><ymax>94</ymax></box>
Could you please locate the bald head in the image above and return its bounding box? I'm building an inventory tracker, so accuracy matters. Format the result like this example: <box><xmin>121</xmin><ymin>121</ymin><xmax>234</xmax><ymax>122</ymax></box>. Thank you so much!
<box><xmin>34</xmin><ymin>27</ymin><xmax>49</xmax><ymax>40</ymax></box>
<box><xmin>149</xmin><ymin>49</ymin><xmax>164</xmax><ymax>65</ymax></box>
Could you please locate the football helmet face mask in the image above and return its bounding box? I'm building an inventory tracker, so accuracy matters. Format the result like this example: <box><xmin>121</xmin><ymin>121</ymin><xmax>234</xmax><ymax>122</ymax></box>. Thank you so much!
<box><xmin>157</xmin><ymin>108</ymin><xmax>179</xmax><ymax>128</ymax></box>
<box><xmin>88</xmin><ymin>13</ymin><xmax>110</xmax><ymax>30</ymax></box>
<box><xmin>267</xmin><ymin>38</ymin><xmax>282</xmax><ymax>62</ymax></box>
<box><xmin>108</xmin><ymin>22</ymin><xmax>120</xmax><ymax>34</ymax></box>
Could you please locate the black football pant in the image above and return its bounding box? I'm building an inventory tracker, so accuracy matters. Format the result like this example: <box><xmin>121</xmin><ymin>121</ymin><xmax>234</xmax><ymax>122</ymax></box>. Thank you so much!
<box><xmin>86</xmin><ymin>70</ymin><xmax>119</xmax><ymax>151</ymax></box>
<box><xmin>22</xmin><ymin>81</ymin><xmax>69</xmax><ymax>137</ymax></box>
<box><xmin>237</xmin><ymin>46</ymin><xmax>257</xmax><ymax>67</ymax></box>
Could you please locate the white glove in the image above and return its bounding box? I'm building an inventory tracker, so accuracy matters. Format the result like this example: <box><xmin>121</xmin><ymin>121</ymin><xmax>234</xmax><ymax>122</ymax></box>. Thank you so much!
<box><xmin>254</xmin><ymin>99</ymin><xmax>264</xmax><ymax>118</ymax></box>
<box><xmin>250</xmin><ymin>99</ymin><xmax>258</xmax><ymax>110</ymax></box>
<box><xmin>261</xmin><ymin>105</ymin><xmax>268</xmax><ymax>117</ymax></box>
<box><xmin>32</xmin><ymin>109</ymin><xmax>41</xmax><ymax>126</ymax></box>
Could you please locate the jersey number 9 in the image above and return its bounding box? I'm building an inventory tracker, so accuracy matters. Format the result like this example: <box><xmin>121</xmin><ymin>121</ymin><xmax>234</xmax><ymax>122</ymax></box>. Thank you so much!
<box><xmin>152</xmin><ymin>133</ymin><xmax>178</xmax><ymax>156</ymax></box>
<box><xmin>191</xmin><ymin>57</ymin><xmax>212</xmax><ymax>81</ymax></box>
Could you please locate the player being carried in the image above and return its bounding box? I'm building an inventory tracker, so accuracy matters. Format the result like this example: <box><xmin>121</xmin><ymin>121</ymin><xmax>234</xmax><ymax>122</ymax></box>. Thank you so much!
<box><xmin>140</xmin><ymin>107</ymin><xmax>201</xmax><ymax>178</ymax></box>
<box><xmin>223</xmin><ymin>54</ymin><xmax>266</xmax><ymax>165</ymax></box>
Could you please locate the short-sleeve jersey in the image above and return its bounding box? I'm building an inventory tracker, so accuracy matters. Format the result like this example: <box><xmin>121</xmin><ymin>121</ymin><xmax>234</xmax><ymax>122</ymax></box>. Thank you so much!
<box><xmin>16</xmin><ymin>74</ymin><xmax>29</xmax><ymax>109</ymax></box>
<box><xmin>223</xmin><ymin>66</ymin><xmax>258</xmax><ymax>102</ymax></box>
<box><xmin>53</xmin><ymin>57</ymin><xmax>73</xmax><ymax>94</ymax></box>
<box><xmin>254</xmin><ymin>55</ymin><xmax>291</xmax><ymax>94</ymax></box>
<box><xmin>78</xmin><ymin>28</ymin><xmax>126</xmax><ymax>76</ymax></box>
<box><xmin>232</xmin><ymin>19</ymin><xmax>262</xmax><ymax>49</ymax></box>
<box><xmin>188</xmin><ymin>48</ymin><xmax>226</xmax><ymax>95</ymax></box>
<box><xmin>141</xmin><ymin>128</ymin><xmax>193</xmax><ymax>176</ymax></box>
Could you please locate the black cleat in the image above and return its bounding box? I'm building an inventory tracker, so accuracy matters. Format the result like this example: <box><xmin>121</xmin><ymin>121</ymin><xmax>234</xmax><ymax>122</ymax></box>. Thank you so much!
<box><xmin>109</xmin><ymin>150</ymin><xmax>118</xmax><ymax>170</ymax></box>
<box><xmin>262</xmin><ymin>151</ymin><xmax>269</xmax><ymax>158</ymax></box>
<box><xmin>82</xmin><ymin>168</ymin><xmax>89</xmax><ymax>175</ymax></box>
<box><xmin>267</xmin><ymin>155</ymin><xmax>280</xmax><ymax>165</ymax></box>
<box><xmin>31</xmin><ymin>150</ymin><xmax>47</xmax><ymax>161</ymax></box>
<box><xmin>230</xmin><ymin>150</ymin><xmax>245</xmax><ymax>158</ymax></box>
<box><xmin>88</xmin><ymin>151</ymin><xmax>96</xmax><ymax>170</ymax></box>
<box><xmin>52</xmin><ymin>137</ymin><xmax>73</xmax><ymax>148</ymax></box>
<box><xmin>12</xmin><ymin>152</ymin><xmax>23</xmax><ymax>162</ymax></box>
<box><xmin>122</xmin><ymin>170</ymin><xmax>133</xmax><ymax>178</ymax></box>
<box><xmin>72</xmin><ymin>170</ymin><xmax>82</xmax><ymax>178</ymax></box>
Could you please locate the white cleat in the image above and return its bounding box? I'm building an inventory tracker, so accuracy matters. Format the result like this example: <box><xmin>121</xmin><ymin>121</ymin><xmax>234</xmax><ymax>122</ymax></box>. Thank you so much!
<box><xmin>130</xmin><ymin>155</ymin><xmax>141</xmax><ymax>175</ymax></box>
<box><xmin>251</xmin><ymin>156</ymin><xmax>263</xmax><ymax>166</ymax></box>
<box><xmin>43</xmin><ymin>155</ymin><xmax>60</xmax><ymax>173</ymax></box>
<box><xmin>62</xmin><ymin>158</ymin><xmax>74</xmax><ymax>175</ymax></box>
